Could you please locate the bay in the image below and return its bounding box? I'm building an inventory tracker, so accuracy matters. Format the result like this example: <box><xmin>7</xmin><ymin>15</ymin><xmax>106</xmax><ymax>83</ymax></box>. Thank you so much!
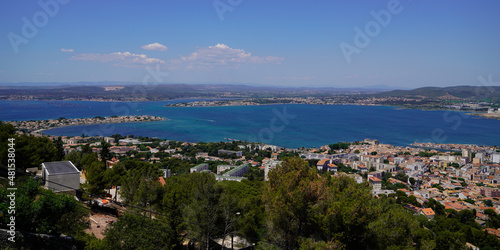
<box><xmin>1</xmin><ymin>100</ymin><xmax>499</xmax><ymax>148</ymax></box>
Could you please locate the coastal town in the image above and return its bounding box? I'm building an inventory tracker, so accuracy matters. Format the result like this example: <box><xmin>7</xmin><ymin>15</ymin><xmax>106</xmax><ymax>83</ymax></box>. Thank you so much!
<box><xmin>168</xmin><ymin>97</ymin><xmax>500</xmax><ymax>120</ymax></box>
<box><xmin>5</xmin><ymin>115</ymin><xmax>165</xmax><ymax>135</ymax></box>
<box><xmin>13</xmin><ymin>115</ymin><xmax>500</xmax><ymax>227</ymax></box>
<box><xmin>3</xmin><ymin>116</ymin><xmax>500</xmax><ymax>248</ymax></box>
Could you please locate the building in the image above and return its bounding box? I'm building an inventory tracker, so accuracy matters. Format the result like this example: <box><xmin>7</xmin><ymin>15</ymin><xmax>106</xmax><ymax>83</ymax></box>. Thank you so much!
<box><xmin>160</xmin><ymin>168</ymin><xmax>171</xmax><ymax>178</ymax></box>
<box><xmin>357</xmin><ymin>164</ymin><xmax>368</xmax><ymax>173</ymax></box>
<box><xmin>492</xmin><ymin>154</ymin><xmax>500</xmax><ymax>164</ymax></box>
<box><xmin>218</xmin><ymin>149</ymin><xmax>243</xmax><ymax>157</ymax></box>
<box><xmin>223</xmin><ymin>164</ymin><xmax>249</xmax><ymax>177</ymax></box>
<box><xmin>264</xmin><ymin>160</ymin><xmax>282</xmax><ymax>181</ymax></box>
<box><xmin>438</xmin><ymin>161</ymin><xmax>448</xmax><ymax>170</ymax></box>
<box><xmin>481</xmin><ymin>188</ymin><xmax>500</xmax><ymax>198</ymax></box>
<box><xmin>215</xmin><ymin>176</ymin><xmax>247</xmax><ymax>182</ymax></box>
<box><xmin>327</xmin><ymin>163</ymin><xmax>338</xmax><ymax>172</ymax></box>
<box><xmin>118</xmin><ymin>138</ymin><xmax>141</xmax><ymax>144</ymax></box>
<box><xmin>41</xmin><ymin>161</ymin><xmax>80</xmax><ymax>193</ymax></box>
<box><xmin>110</xmin><ymin>146</ymin><xmax>138</xmax><ymax>154</ymax></box>
<box><xmin>420</xmin><ymin>208</ymin><xmax>435</xmax><ymax>219</ymax></box>
<box><xmin>462</xmin><ymin>149</ymin><xmax>472</xmax><ymax>162</ymax></box>
<box><xmin>217</xmin><ymin>165</ymin><xmax>233</xmax><ymax>175</ymax></box>
<box><xmin>369</xmin><ymin>176</ymin><xmax>382</xmax><ymax>191</ymax></box>
<box><xmin>213</xmin><ymin>164</ymin><xmax>249</xmax><ymax>182</ymax></box>
<box><xmin>404</xmin><ymin>204</ymin><xmax>421</xmax><ymax>214</ymax></box>
<box><xmin>316</xmin><ymin>159</ymin><xmax>330</xmax><ymax>172</ymax></box>
<box><xmin>364</xmin><ymin>138</ymin><xmax>379</xmax><ymax>145</ymax></box>
<box><xmin>104</xmin><ymin>137</ymin><xmax>115</xmax><ymax>144</ymax></box>
<box><xmin>190</xmin><ymin>163</ymin><xmax>209</xmax><ymax>173</ymax></box>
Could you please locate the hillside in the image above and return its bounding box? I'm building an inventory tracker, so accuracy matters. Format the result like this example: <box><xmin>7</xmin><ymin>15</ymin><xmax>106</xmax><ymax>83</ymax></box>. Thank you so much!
<box><xmin>376</xmin><ymin>86</ymin><xmax>500</xmax><ymax>100</ymax></box>
<box><xmin>0</xmin><ymin>83</ymin><xmax>382</xmax><ymax>100</ymax></box>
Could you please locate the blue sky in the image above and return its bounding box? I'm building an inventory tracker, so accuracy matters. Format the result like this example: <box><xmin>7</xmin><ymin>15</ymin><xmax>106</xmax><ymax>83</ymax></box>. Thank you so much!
<box><xmin>1</xmin><ymin>0</ymin><xmax>499</xmax><ymax>88</ymax></box>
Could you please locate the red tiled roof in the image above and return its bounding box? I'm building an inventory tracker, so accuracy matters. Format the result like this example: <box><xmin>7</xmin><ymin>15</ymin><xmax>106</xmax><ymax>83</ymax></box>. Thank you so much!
<box><xmin>422</xmin><ymin>208</ymin><xmax>435</xmax><ymax>216</ymax></box>
<box><xmin>158</xmin><ymin>177</ymin><xmax>166</xmax><ymax>186</ymax></box>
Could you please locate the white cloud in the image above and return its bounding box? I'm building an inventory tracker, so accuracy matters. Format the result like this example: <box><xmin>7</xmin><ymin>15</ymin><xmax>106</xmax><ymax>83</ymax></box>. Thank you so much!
<box><xmin>142</xmin><ymin>43</ymin><xmax>168</xmax><ymax>51</ymax></box>
<box><xmin>171</xmin><ymin>43</ymin><xmax>283</xmax><ymax>70</ymax></box>
<box><xmin>61</xmin><ymin>48</ymin><xmax>74</xmax><ymax>52</ymax></box>
<box><xmin>71</xmin><ymin>52</ymin><xmax>165</xmax><ymax>66</ymax></box>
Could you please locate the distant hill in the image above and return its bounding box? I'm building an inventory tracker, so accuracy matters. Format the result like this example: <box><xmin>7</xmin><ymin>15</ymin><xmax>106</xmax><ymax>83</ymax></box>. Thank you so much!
<box><xmin>375</xmin><ymin>86</ymin><xmax>500</xmax><ymax>100</ymax></box>
<box><xmin>0</xmin><ymin>83</ymin><xmax>385</xmax><ymax>100</ymax></box>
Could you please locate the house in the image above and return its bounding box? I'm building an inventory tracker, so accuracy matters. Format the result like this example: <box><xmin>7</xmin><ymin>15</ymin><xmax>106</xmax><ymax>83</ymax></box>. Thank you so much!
<box><xmin>404</xmin><ymin>204</ymin><xmax>421</xmax><ymax>214</ymax></box>
<box><xmin>104</xmin><ymin>137</ymin><xmax>115</xmax><ymax>144</ymax></box>
<box><xmin>316</xmin><ymin>159</ymin><xmax>330</xmax><ymax>172</ymax></box>
<box><xmin>41</xmin><ymin>161</ymin><xmax>80</xmax><ymax>193</ymax></box>
<box><xmin>486</xmin><ymin>228</ymin><xmax>500</xmax><ymax>239</ymax></box>
<box><xmin>110</xmin><ymin>145</ymin><xmax>138</xmax><ymax>154</ymax></box>
<box><xmin>420</xmin><ymin>208</ymin><xmax>435</xmax><ymax>219</ymax></box>
<box><xmin>369</xmin><ymin>176</ymin><xmax>382</xmax><ymax>191</ymax></box>
<box><xmin>158</xmin><ymin>177</ymin><xmax>166</xmax><ymax>186</ymax></box>
<box><xmin>357</xmin><ymin>163</ymin><xmax>368</xmax><ymax>173</ymax></box>
<box><xmin>327</xmin><ymin>163</ymin><xmax>338</xmax><ymax>172</ymax></box>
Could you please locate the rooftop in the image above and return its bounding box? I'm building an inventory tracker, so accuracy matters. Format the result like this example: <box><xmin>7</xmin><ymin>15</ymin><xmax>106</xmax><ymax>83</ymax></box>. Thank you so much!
<box><xmin>42</xmin><ymin>161</ymin><xmax>79</xmax><ymax>175</ymax></box>
<box><xmin>422</xmin><ymin>208</ymin><xmax>435</xmax><ymax>216</ymax></box>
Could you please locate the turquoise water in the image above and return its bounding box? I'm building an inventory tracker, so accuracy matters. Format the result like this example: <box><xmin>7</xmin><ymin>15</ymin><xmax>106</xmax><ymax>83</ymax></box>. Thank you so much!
<box><xmin>1</xmin><ymin>100</ymin><xmax>499</xmax><ymax>148</ymax></box>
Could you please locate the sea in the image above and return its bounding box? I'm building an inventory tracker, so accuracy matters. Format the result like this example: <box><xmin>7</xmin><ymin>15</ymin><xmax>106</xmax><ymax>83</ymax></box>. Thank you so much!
<box><xmin>1</xmin><ymin>100</ymin><xmax>500</xmax><ymax>149</ymax></box>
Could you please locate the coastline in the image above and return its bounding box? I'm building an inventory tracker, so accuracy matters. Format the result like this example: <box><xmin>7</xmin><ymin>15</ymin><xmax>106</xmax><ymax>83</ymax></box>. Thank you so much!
<box><xmin>165</xmin><ymin>100</ymin><xmax>500</xmax><ymax>121</ymax></box>
<box><xmin>6</xmin><ymin>115</ymin><xmax>166</xmax><ymax>135</ymax></box>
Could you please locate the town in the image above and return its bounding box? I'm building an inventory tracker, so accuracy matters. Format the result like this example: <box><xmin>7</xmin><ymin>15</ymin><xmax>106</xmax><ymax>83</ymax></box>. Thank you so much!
<box><xmin>6</xmin><ymin>115</ymin><xmax>165</xmax><ymax>135</ymax></box>
<box><xmin>3</xmin><ymin>119</ymin><xmax>500</xmax><ymax>249</ymax></box>
<box><xmin>168</xmin><ymin>97</ymin><xmax>500</xmax><ymax>120</ymax></box>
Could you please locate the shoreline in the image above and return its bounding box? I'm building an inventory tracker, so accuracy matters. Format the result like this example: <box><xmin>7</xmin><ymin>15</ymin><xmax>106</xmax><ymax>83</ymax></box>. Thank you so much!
<box><xmin>6</xmin><ymin>115</ymin><xmax>166</xmax><ymax>135</ymax></box>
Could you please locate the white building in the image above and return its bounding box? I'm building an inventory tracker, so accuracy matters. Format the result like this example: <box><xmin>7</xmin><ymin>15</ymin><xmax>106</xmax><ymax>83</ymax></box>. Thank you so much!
<box><xmin>264</xmin><ymin>160</ymin><xmax>282</xmax><ymax>181</ymax></box>
<box><xmin>190</xmin><ymin>163</ymin><xmax>209</xmax><ymax>173</ymax></box>
<box><xmin>493</xmin><ymin>154</ymin><xmax>500</xmax><ymax>164</ymax></box>
<box><xmin>41</xmin><ymin>161</ymin><xmax>80</xmax><ymax>192</ymax></box>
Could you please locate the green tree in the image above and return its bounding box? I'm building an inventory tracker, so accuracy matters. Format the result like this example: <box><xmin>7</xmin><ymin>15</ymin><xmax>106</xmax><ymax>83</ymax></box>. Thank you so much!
<box><xmin>367</xmin><ymin>205</ymin><xmax>419</xmax><ymax>249</ymax></box>
<box><xmin>100</xmin><ymin>142</ymin><xmax>111</xmax><ymax>167</ymax></box>
<box><xmin>103</xmin><ymin>213</ymin><xmax>176</xmax><ymax>249</ymax></box>
<box><xmin>311</xmin><ymin>175</ymin><xmax>380</xmax><ymax>248</ymax></box>
<box><xmin>85</xmin><ymin>161</ymin><xmax>106</xmax><ymax>195</ymax></box>
<box><xmin>263</xmin><ymin>157</ymin><xmax>324</xmax><ymax>249</ymax></box>
<box><xmin>54</xmin><ymin>136</ymin><xmax>65</xmax><ymax>161</ymax></box>
<box><xmin>0</xmin><ymin>178</ymin><xmax>89</xmax><ymax>236</ymax></box>
<box><xmin>183</xmin><ymin>173</ymin><xmax>221</xmax><ymax>248</ymax></box>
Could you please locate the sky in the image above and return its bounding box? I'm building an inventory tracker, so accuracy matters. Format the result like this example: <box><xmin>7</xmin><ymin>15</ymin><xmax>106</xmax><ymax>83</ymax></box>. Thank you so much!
<box><xmin>0</xmin><ymin>0</ymin><xmax>499</xmax><ymax>88</ymax></box>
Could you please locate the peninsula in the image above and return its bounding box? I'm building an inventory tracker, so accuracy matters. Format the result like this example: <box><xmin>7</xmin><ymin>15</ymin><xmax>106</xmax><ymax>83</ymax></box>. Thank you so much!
<box><xmin>5</xmin><ymin>115</ymin><xmax>165</xmax><ymax>135</ymax></box>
